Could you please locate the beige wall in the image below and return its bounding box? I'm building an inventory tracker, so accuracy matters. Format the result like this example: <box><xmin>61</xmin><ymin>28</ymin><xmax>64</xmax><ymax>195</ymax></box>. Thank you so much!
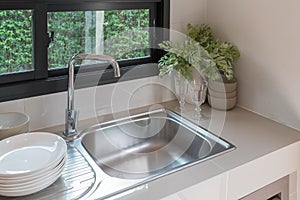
<box><xmin>207</xmin><ymin>0</ymin><xmax>300</xmax><ymax>130</ymax></box>
<box><xmin>170</xmin><ymin>0</ymin><xmax>207</xmax><ymax>33</ymax></box>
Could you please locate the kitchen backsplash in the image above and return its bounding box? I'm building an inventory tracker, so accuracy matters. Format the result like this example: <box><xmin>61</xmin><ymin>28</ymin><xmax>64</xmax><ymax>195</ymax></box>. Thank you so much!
<box><xmin>0</xmin><ymin>76</ymin><xmax>175</xmax><ymax>131</ymax></box>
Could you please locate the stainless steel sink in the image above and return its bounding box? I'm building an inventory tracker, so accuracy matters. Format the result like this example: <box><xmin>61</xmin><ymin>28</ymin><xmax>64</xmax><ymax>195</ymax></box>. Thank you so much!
<box><xmin>0</xmin><ymin>109</ymin><xmax>234</xmax><ymax>200</ymax></box>
<box><xmin>81</xmin><ymin>109</ymin><xmax>235</xmax><ymax>180</ymax></box>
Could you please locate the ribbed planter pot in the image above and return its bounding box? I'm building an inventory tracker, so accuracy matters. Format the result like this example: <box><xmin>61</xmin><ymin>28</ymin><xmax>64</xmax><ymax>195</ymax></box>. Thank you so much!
<box><xmin>207</xmin><ymin>77</ymin><xmax>238</xmax><ymax>110</ymax></box>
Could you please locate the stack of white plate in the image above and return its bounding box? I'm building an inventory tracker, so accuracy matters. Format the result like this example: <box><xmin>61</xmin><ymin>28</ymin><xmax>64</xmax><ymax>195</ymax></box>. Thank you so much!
<box><xmin>0</xmin><ymin>132</ymin><xmax>67</xmax><ymax>197</ymax></box>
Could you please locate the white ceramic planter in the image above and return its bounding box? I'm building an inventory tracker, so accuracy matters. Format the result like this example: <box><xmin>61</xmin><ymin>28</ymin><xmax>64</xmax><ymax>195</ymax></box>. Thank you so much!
<box><xmin>208</xmin><ymin>78</ymin><xmax>237</xmax><ymax>93</ymax></box>
<box><xmin>208</xmin><ymin>95</ymin><xmax>237</xmax><ymax>111</ymax></box>
<box><xmin>207</xmin><ymin>77</ymin><xmax>238</xmax><ymax>110</ymax></box>
<box><xmin>208</xmin><ymin>88</ymin><xmax>237</xmax><ymax>99</ymax></box>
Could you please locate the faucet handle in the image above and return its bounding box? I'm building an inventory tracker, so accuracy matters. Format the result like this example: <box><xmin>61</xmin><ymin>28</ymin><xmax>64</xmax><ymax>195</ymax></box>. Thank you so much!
<box><xmin>64</xmin><ymin>109</ymin><xmax>79</xmax><ymax>140</ymax></box>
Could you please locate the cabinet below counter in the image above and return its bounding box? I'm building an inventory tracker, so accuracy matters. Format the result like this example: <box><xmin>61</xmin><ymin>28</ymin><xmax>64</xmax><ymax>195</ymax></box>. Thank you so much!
<box><xmin>161</xmin><ymin>142</ymin><xmax>299</xmax><ymax>200</ymax></box>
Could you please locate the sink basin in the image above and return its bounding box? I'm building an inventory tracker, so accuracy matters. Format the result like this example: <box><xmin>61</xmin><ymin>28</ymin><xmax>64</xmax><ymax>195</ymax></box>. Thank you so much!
<box><xmin>81</xmin><ymin>109</ymin><xmax>235</xmax><ymax>180</ymax></box>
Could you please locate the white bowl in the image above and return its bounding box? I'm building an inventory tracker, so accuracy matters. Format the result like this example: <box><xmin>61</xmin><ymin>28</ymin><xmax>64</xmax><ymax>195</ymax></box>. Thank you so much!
<box><xmin>0</xmin><ymin>156</ymin><xmax>66</xmax><ymax>188</ymax></box>
<box><xmin>0</xmin><ymin>132</ymin><xmax>67</xmax><ymax>177</ymax></box>
<box><xmin>0</xmin><ymin>154</ymin><xmax>66</xmax><ymax>183</ymax></box>
<box><xmin>0</xmin><ymin>112</ymin><xmax>30</xmax><ymax>140</ymax></box>
<box><xmin>0</xmin><ymin>160</ymin><xmax>66</xmax><ymax>197</ymax></box>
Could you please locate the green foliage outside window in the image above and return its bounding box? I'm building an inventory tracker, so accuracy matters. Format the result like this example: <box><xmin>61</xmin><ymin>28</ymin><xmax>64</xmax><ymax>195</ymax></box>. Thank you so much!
<box><xmin>0</xmin><ymin>9</ymin><xmax>150</xmax><ymax>74</ymax></box>
<box><xmin>104</xmin><ymin>9</ymin><xmax>150</xmax><ymax>60</ymax></box>
<box><xmin>48</xmin><ymin>12</ymin><xmax>86</xmax><ymax>68</ymax></box>
<box><xmin>0</xmin><ymin>10</ymin><xmax>33</xmax><ymax>75</ymax></box>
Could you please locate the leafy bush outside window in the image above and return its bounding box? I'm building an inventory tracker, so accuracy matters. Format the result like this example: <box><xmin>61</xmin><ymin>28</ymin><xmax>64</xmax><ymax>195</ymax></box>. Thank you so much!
<box><xmin>0</xmin><ymin>9</ymin><xmax>150</xmax><ymax>74</ymax></box>
<box><xmin>0</xmin><ymin>10</ymin><xmax>33</xmax><ymax>75</ymax></box>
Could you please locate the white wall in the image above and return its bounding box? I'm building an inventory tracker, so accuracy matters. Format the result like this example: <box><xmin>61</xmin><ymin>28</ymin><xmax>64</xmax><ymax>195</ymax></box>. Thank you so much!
<box><xmin>170</xmin><ymin>0</ymin><xmax>207</xmax><ymax>33</ymax></box>
<box><xmin>207</xmin><ymin>0</ymin><xmax>300</xmax><ymax>130</ymax></box>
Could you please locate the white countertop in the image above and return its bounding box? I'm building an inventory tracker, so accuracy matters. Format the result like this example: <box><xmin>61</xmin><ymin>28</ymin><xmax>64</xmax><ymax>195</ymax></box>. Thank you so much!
<box><xmin>40</xmin><ymin>101</ymin><xmax>300</xmax><ymax>200</ymax></box>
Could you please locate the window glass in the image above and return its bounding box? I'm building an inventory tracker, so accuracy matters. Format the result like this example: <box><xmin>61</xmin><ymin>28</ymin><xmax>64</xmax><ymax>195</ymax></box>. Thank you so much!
<box><xmin>47</xmin><ymin>9</ymin><xmax>150</xmax><ymax>70</ymax></box>
<box><xmin>0</xmin><ymin>10</ymin><xmax>33</xmax><ymax>75</ymax></box>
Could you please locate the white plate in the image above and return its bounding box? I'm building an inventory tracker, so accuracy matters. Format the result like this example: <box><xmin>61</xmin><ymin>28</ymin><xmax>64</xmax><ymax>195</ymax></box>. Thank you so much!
<box><xmin>0</xmin><ymin>155</ymin><xmax>66</xmax><ymax>187</ymax></box>
<box><xmin>0</xmin><ymin>132</ymin><xmax>67</xmax><ymax>177</ymax></box>
<box><xmin>0</xmin><ymin>160</ymin><xmax>66</xmax><ymax>197</ymax></box>
<box><xmin>0</xmin><ymin>152</ymin><xmax>66</xmax><ymax>182</ymax></box>
<box><xmin>0</xmin><ymin>157</ymin><xmax>66</xmax><ymax>191</ymax></box>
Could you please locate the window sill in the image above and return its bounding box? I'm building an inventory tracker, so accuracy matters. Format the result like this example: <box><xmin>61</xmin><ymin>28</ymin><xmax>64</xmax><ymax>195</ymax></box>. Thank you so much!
<box><xmin>0</xmin><ymin>63</ymin><xmax>159</xmax><ymax>103</ymax></box>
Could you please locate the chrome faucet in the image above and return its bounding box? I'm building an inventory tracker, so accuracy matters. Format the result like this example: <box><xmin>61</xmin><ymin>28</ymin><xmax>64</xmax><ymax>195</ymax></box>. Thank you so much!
<box><xmin>64</xmin><ymin>53</ymin><xmax>121</xmax><ymax>141</ymax></box>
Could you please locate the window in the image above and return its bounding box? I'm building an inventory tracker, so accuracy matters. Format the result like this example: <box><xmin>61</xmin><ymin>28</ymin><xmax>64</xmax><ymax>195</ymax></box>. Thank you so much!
<box><xmin>0</xmin><ymin>0</ymin><xmax>170</xmax><ymax>102</ymax></box>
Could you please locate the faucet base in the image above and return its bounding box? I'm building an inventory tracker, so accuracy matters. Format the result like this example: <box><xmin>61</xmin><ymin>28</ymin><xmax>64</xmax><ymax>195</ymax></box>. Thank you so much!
<box><xmin>64</xmin><ymin>109</ymin><xmax>79</xmax><ymax>141</ymax></box>
<box><xmin>62</xmin><ymin>131</ymin><xmax>79</xmax><ymax>141</ymax></box>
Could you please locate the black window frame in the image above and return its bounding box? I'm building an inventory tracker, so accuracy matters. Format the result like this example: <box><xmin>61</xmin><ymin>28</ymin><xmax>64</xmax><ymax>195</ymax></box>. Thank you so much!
<box><xmin>0</xmin><ymin>0</ymin><xmax>170</xmax><ymax>102</ymax></box>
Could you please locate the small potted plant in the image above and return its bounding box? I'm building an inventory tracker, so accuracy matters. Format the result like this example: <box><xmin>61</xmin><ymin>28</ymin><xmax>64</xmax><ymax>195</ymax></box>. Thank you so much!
<box><xmin>187</xmin><ymin>24</ymin><xmax>240</xmax><ymax>110</ymax></box>
<box><xmin>158</xmin><ymin>40</ymin><xmax>218</xmax><ymax>111</ymax></box>
<box><xmin>158</xmin><ymin>40</ymin><xmax>218</xmax><ymax>80</ymax></box>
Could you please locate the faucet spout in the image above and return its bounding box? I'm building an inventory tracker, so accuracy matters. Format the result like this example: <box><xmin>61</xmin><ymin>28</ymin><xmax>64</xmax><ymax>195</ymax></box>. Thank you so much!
<box><xmin>64</xmin><ymin>53</ymin><xmax>121</xmax><ymax>141</ymax></box>
<box><xmin>73</xmin><ymin>54</ymin><xmax>121</xmax><ymax>77</ymax></box>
